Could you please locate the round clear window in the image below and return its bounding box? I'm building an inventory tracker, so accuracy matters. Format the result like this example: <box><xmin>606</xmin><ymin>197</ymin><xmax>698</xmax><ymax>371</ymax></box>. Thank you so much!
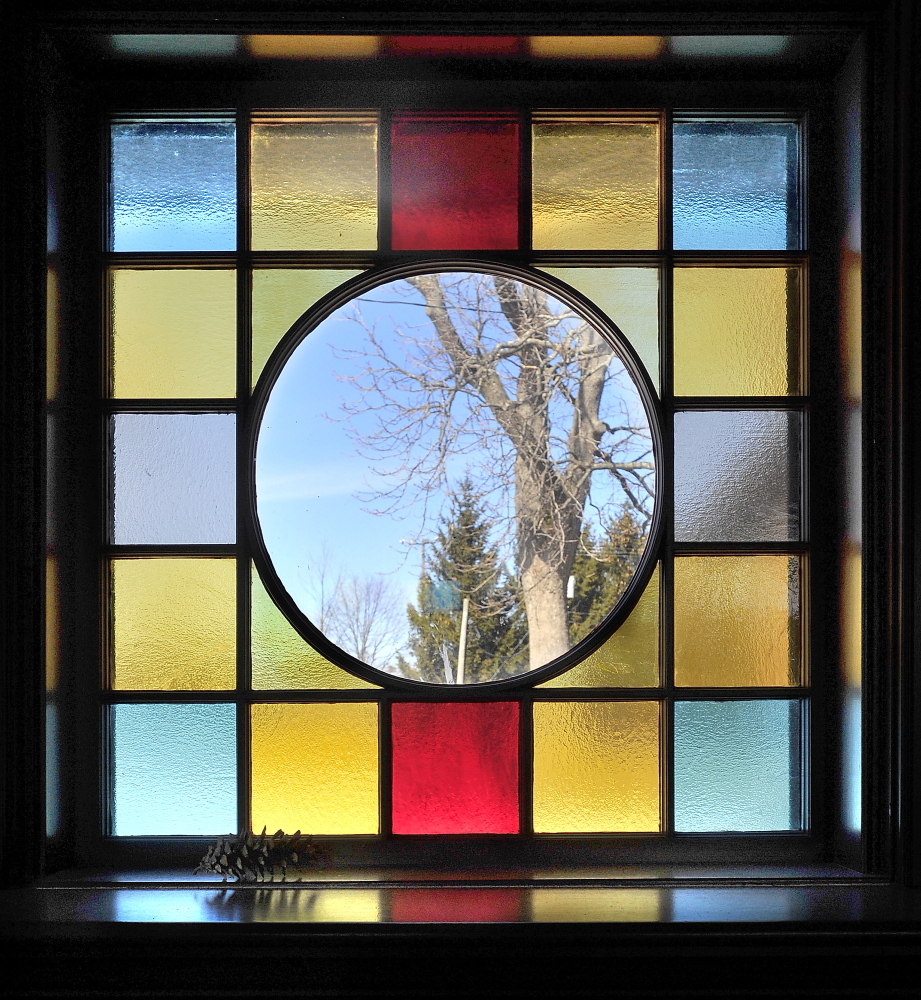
<box><xmin>251</xmin><ymin>266</ymin><xmax>661</xmax><ymax>686</ymax></box>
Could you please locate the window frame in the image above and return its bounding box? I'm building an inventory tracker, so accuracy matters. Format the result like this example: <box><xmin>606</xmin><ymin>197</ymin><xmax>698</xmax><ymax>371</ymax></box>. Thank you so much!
<box><xmin>3</xmin><ymin>1</ymin><xmax>917</xmax><ymax>916</ymax></box>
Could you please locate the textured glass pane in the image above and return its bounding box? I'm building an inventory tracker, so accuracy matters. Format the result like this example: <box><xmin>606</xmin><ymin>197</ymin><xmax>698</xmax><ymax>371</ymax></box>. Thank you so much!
<box><xmin>111</xmin><ymin>269</ymin><xmax>236</xmax><ymax>398</ymax></box>
<box><xmin>674</xmin><ymin>700</ymin><xmax>803</xmax><ymax>831</ymax></box>
<box><xmin>540</xmin><ymin>566</ymin><xmax>659</xmax><ymax>687</ymax></box>
<box><xmin>539</xmin><ymin>267</ymin><xmax>659</xmax><ymax>389</ymax></box>
<box><xmin>674</xmin><ymin>411</ymin><xmax>802</xmax><ymax>542</ymax></box>
<box><xmin>251</xmin><ymin>703</ymin><xmax>378</xmax><ymax>835</ymax></box>
<box><xmin>111</xmin><ymin>122</ymin><xmax>236</xmax><ymax>251</ymax></box>
<box><xmin>533</xmin><ymin>120</ymin><xmax>659</xmax><ymax>250</ymax></box>
<box><xmin>391</xmin><ymin>703</ymin><xmax>519</xmax><ymax>834</ymax></box>
<box><xmin>391</xmin><ymin>116</ymin><xmax>519</xmax><ymax>250</ymax></box>
<box><xmin>673</xmin><ymin>267</ymin><xmax>801</xmax><ymax>396</ymax></box>
<box><xmin>673</xmin><ymin>121</ymin><xmax>799</xmax><ymax>250</ymax></box>
<box><xmin>113</xmin><ymin>559</ymin><xmax>235</xmax><ymax>690</ymax></box>
<box><xmin>251</xmin><ymin>567</ymin><xmax>378</xmax><ymax>690</ymax></box>
<box><xmin>533</xmin><ymin>701</ymin><xmax>660</xmax><ymax>833</ymax></box>
<box><xmin>674</xmin><ymin>556</ymin><xmax>801</xmax><ymax>687</ymax></box>
<box><xmin>112</xmin><ymin>413</ymin><xmax>235</xmax><ymax>544</ymax></box>
<box><xmin>251</xmin><ymin>269</ymin><xmax>362</xmax><ymax>386</ymax></box>
<box><xmin>112</xmin><ymin>703</ymin><xmax>236</xmax><ymax>835</ymax></box>
<box><xmin>251</xmin><ymin>119</ymin><xmax>377</xmax><ymax>250</ymax></box>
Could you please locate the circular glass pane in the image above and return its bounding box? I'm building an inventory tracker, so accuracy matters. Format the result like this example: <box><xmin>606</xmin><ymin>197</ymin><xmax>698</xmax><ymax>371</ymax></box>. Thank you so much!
<box><xmin>254</xmin><ymin>268</ymin><xmax>659</xmax><ymax>685</ymax></box>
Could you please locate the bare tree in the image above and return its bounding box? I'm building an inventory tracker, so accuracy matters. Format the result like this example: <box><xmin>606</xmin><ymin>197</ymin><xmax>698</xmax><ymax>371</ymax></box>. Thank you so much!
<box><xmin>337</xmin><ymin>272</ymin><xmax>654</xmax><ymax>669</ymax></box>
<box><xmin>324</xmin><ymin>575</ymin><xmax>406</xmax><ymax>669</ymax></box>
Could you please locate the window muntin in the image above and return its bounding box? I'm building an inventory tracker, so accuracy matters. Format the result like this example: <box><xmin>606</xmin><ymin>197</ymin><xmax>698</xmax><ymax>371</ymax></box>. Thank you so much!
<box><xmin>104</xmin><ymin>106</ymin><xmax>807</xmax><ymax>842</ymax></box>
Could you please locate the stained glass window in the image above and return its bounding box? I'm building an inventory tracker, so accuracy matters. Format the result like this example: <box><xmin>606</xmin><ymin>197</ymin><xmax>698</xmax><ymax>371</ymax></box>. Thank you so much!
<box><xmin>105</xmin><ymin>110</ymin><xmax>807</xmax><ymax>845</ymax></box>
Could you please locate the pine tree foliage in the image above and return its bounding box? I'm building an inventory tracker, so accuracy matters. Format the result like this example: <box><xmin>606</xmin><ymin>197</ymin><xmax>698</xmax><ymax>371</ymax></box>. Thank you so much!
<box><xmin>568</xmin><ymin>506</ymin><xmax>648</xmax><ymax>645</ymax></box>
<box><xmin>398</xmin><ymin>480</ymin><xmax>527</xmax><ymax>682</ymax></box>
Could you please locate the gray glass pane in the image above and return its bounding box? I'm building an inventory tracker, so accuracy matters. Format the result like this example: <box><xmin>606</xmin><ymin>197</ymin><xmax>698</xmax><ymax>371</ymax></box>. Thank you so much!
<box><xmin>112</xmin><ymin>704</ymin><xmax>236</xmax><ymax>835</ymax></box>
<box><xmin>112</xmin><ymin>413</ymin><xmax>236</xmax><ymax>544</ymax></box>
<box><xmin>673</xmin><ymin>122</ymin><xmax>799</xmax><ymax>250</ymax></box>
<box><xmin>674</xmin><ymin>700</ymin><xmax>803</xmax><ymax>832</ymax></box>
<box><xmin>111</xmin><ymin>122</ymin><xmax>236</xmax><ymax>251</ymax></box>
<box><xmin>674</xmin><ymin>410</ymin><xmax>801</xmax><ymax>542</ymax></box>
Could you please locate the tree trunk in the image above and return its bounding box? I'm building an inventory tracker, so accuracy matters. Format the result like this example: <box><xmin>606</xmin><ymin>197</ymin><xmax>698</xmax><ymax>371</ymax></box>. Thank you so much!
<box><xmin>520</xmin><ymin>555</ymin><xmax>570</xmax><ymax>668</ymax></box>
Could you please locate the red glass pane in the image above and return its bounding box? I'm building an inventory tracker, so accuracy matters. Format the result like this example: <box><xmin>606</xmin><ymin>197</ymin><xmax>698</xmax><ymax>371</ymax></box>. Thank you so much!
<box><xmin>391</xmin><ymin>701</ymin><xmax>519</xmax><ymax>834</ymax></box>
<box><xmin>390</xmin><ymin>115</ymin><xmax>520</xmax><ymax>250</ymax></box>
<box><xmin>389</xmin><ymin>888</ymin><xmax>525</xmax><ymax>922</ymax></box>
<box><xmin>385</xmin><ymin>36</ymin><xmax>522</xmax><ymax>57</ymax></box>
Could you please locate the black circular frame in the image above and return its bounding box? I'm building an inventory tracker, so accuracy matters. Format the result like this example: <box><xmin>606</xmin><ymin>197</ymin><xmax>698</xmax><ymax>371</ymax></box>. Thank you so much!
<box><xmin>246</xmin><ymin>260</ymin><xmax>665</xmax><ymax>691</ymax></box>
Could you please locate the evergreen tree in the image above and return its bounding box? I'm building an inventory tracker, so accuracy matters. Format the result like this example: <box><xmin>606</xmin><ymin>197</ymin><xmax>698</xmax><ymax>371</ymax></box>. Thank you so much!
<box><xmin>397</xmin><ymin>480</ymin><xmax>527</xmax><ymax>683</ymax></box>
<box><xmin>568</xmin><ymin>506</ymin><xmax>648</xmax><ymax>645</ymax></box>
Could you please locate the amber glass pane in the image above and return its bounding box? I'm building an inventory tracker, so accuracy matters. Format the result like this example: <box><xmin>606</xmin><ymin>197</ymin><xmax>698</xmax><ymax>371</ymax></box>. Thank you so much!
<box><xmin>532</xmin><ymin>119</ymin><xmax>659</xmax><ymax>250</ymax></box>
<box><xmin>540</xmin><ymin>566</ymin><xmax>659</xmax><ymax>688</ymax></box>
<box><xmin>673</xmin><ymin>267</ymin><xmax>801</xmax><ymax>396</ymax></box>
<box><xmin>112</xmin><ymin>558</ymin><xmax>235</xmax><ymax>690</ymax></box>
<box><xmin>539</xmin><ymin>266</ymin><xmax>659</xmax><ymax>389</ymax></box>
<box><xmin>251</xmin><ymin>568</ymin><xmax>378</xmax><ymax>690</ymax></box>
<box><xmin>251</xmin><ymin>703</ymin><xmax>378</xmax><ymax>835</ymax></box>
<box><xmin>674</xmin><ymin>555</ymin><xmax>802</xmax><ymax>687</ymax></box>
<box><xmin>533</xmin><ymin>701</ymin><xmax>660</xmax><ymax>832</ymax></box>
<box><xmin>529</xmin><ymin>36</ymin><xmax>664</xmax><ymax>60</ymax></box>
<box><xmin>251</xmin><ymin>118</ymin><xmax>377</xmax><ymax>250</ymax></box>
<box><xmin>111</xmin><ymin>269</ymin><xmax>235</xmax><ymax>398</ymax></box>
<box><xmin>251</xmin><ymin>269</ymin><xmax>361</xmax><ymax>386</ymax></box>
<box><xmin>390</xmin><ymin>115</ymin><xmax>519</xmax><ymax>250</ymax></box>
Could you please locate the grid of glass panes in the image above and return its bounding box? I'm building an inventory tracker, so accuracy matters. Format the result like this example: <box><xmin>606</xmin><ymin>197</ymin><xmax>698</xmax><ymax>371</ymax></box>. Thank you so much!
<box><xmin>107</xmin><ymin>111</ymin><xmax>805</xmax><ymax>838</ymax></box>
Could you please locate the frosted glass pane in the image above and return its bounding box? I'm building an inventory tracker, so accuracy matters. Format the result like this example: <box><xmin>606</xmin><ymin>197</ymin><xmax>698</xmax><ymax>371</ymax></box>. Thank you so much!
<box><xmin>539</xmin><ymin>566</ymin><xmax>659</xmax><ymax>687</ymax></box>
<box><xmin>673</xmin><ymin>121</ymin><xmax>799</xmax><ymax>250</ymax></box>
<box><xmin>533</xmin><ymin>701</ymin><xmax>660</xmax><ymax>832</ymax></box>
<box><xmin>251</xmin><ymin>120</ymin><xmax>377</xmax><ymax>250</ymax></box>
<box><xmin>533</xmin><ymin>120</ymin><xmax>659</xmax><ymax>250</ymax></box>
<box><xmin>111</xmin><ymin>122</ymin><xmax>236</xmax><ymax>251</ymax></box>
<box><xmin>539</xmin><ymin>267</ymin><xmax>659</xmax><ymax>389</ymax></box>
<box><xmin>674</xmin><ymin>700</ymin><xmax>803</xmax><ymax>831</ymax></box>
<box><xmin>251</xmin><ymin>567</ymin><xmax>378</xmax><ymax>690</ymax></box>
<box><xmin>673</xmin><ymin>267</ymin><xmax>801</xmax><ymax>396</ymax></box>
<box><xmin>674</xmin><ymin>411</ymin><xmax>802</xmax><ymax>542</ymax></box>
<box><xmin>251</xmin><ymin>269</ymin><xmax>361</xmax><ymax>386</ymax></box>
<box><xmin>111</xmin><ymin>269</ymin><xmax>236</xmax><ymax>398</ymax></box>
<box><xmin>112</xmin><ymin>413</ymin><xmax>235</xmax><ymax>544</ymax></box>
<box><xmin>674</xmin><ymin>556</ymin><xmax>801</xmax><ymax>687</ymax></box>
<box><xmin>112</xmin><ymin>703</ymin><xmax>236</xmax><ymax>835</ymax></box>
<box><xmin>113</xmin><ymin>558</ymin><xmax>235</xmax><ymax>690</ymax></box>
<box><xmin>251</xmin><ymin>703</ymin><xmax>378</xmax><ymax>835</ymax></box>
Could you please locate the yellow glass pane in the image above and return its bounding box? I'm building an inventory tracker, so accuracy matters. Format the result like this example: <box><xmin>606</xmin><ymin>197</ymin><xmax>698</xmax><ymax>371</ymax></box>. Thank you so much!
<box><xmin>539</xmin><ymin>267</ymin><xmax>659</xmax><ymax>389</ymax></box>
<box><xmin>112</xmin><ymin>558</ymin><xmax>235</xmax><ymax>690</ymax></box>
<box><xmin>245</xmin><ymin>35</ymin><xmax>380</xmax><ymax>59</ymax></box>
<box><xmin>110</xmin><ymin>269</ymin><xmax>236</xmax><ymax>398</ymax></box>
<box><xmin>251</xmin><ymin>269</ymin><xmax>361</xmax><ymax>386</ymax></box>
<box><xmin>251</xmin><ymin>702</ymin><xmax>379</xmax><ymax>835</ymax></box>
<box><xmin>530</xmin><ymin>888</ymin><xmax>664</xmax><ymax>921</ymax></box>
<box><xmin>540</xmin><ymin>566</ymin><xmax>659</xmax><ymax>687</ymax></box>
<box><xmin>673</xmin><ymin>267</ymin><xmax>802</xmax><ymax>396</ymax></box>
<box><xmin>251</xmin><ymin>119</ymin><xmax>377</xmax><ymax>250</ymax></box>
<box><xmin>532</xmin><ymin>119</ymin><xmax>659</xmax><ymax>250</ymax></box>
<box><xmin>529</xmin><ymin>36</ymin><xmax>665</xmax><ymax>60</ymax></box>
<box><xmin>533</xmin><ymin>701</ymin><xmax>660</xmax><ymax>832</ymax></box>
<box><xmin>251</xmin><ymin>568</ymin><xmax>378</xmax><ymax>690</ymax></box>
<box><xmin>674</xmin><ymin>555</ymin><xmax>802</xmax><ymax>686</ymax></box>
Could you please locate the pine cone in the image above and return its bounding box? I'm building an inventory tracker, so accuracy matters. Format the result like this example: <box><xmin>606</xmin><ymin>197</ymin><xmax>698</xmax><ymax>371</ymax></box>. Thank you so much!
<box><xmin>194</xmin><ymin>829</ymin><xmax>331</xmax><ymax>883</ymax></box>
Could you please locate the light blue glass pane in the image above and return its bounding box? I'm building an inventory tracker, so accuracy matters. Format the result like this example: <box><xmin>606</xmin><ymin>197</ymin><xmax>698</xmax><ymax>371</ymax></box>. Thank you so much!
<box><xmin>674</xmin><ymin>700</ymin><xmax>803</xmax><ymax>831</ymax></box>
<box><xmin>111</xmin><ymin>122</ymin><xmax>236</xmax><ymax>251</ymax></box>
<box><xmin>674</xmin><ymin>410</ymin><xmax>802</xmax><ymax>542</ymax></box>
<box><xmin>673</xmin><ymin>122</ymin><xmax>799</xmax><ymax>250</ymax></box>
<box><xmin>112</xmin><ymin>413</ymin><xmax>236</xmax><ymax>544</ymax></box>
<box><xmin>113</xmin><ymin>704</ymin><xmax>237</xmax><ymax>835</ymax></box>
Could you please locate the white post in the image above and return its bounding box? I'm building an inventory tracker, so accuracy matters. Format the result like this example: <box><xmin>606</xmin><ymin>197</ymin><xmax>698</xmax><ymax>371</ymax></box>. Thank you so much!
<box><xmin>456</xmin><ymin>596</ymin><xmax>470</xmax><ymax>684</ymax></box>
